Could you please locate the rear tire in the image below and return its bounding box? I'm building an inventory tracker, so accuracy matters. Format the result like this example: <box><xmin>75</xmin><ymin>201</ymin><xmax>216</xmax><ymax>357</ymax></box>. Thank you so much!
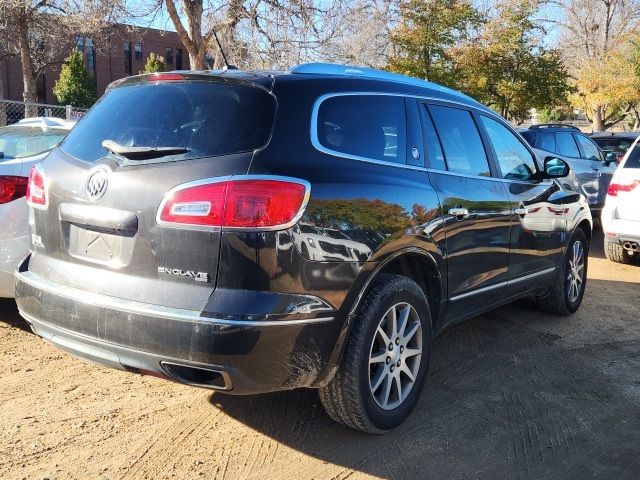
<box><xmin>319</xmin><ymin>274</ymin><xmax>432</xmax><ymax>433</ymax></box>
<box><xmin>604</xmin><ymin>238</ymin><xmax>636</xmax><ymax>264</ymax></box>
<box><xmin>537</xmin><ymin>228</ymin><xmax>588</xmax><ymax>315</ymax></box>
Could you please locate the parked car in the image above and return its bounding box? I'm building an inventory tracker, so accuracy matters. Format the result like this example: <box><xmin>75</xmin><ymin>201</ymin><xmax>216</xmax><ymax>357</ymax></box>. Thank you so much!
<box><xmin>15</xmin><ymin>65</ymin><xmax>592</xmax><ymax>433</ymax></box>
<box><xmin>518</xmin><ymin>124</ymin><xmax>616</xmax><ymax>217</ymax></box>
<box><xmin>590</xmin><ymin>131</ymin><xmax>640</xmax><ymax>164</ymax></box>
<box><xmin>0</xmin><ymin>117</ymin><xmax>74</xmax><ymax>297</ymax></box>
<box><xmin>602</xmin><ymin>136</ymin><xmax>640</xmax><ymax>263</ymax></box>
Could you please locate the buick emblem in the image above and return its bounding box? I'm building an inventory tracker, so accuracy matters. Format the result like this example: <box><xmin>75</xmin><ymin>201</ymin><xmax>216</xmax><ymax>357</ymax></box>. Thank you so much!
<box><xmin>86</xmin><ymin>167</ymin><xmax>109</xmax><ymax>200</ymax></box>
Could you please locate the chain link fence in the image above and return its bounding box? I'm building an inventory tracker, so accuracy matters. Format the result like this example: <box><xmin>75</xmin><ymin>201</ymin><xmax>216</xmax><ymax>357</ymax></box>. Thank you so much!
<box><xmin>0</xmin><ymin>100</ymin><xmax>88</xmax><ymax>126</ymax></box>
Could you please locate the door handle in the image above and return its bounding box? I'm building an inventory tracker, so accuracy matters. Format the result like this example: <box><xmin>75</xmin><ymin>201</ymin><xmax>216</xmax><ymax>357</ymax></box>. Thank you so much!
<box><xmin>448</xmin><ymin>207</ymin><xmax>470</xmax><ymax>220</ymax></box>
<box><xmin>513</xmin><ymin>207</ymin><xmax>528</xmax><ymax>217</ymax></box>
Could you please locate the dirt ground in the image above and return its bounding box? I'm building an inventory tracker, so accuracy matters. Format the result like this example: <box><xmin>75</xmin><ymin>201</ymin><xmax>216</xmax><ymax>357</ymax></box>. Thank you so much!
<box><xmin>1</xmin><ymin>235</ymin><xmax>639</xmax><ymax>480</ymax></box>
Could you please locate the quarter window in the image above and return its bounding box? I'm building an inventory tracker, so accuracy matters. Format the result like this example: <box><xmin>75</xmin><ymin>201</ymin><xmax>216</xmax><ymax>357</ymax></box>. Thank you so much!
<box><xmin>575</xmin><ymin>134</ymin><xmax>602</xmax><ymax>161</ymax></box>
<box><xmin>316</xmin><ymin>95</ymin><xmax>407</xmax><ymax>164</ymax></box>
<box><xmin>428</xmin><ymin>105</ymin><xmax>490</xmax><ymax>176</ymax></box>
<box><xmin>556</xmin><ymin>132</ymin><xmax>580</xmax><ymax>158</ymax></box>
<box><xmin>480</xmin><ymin>116</ymin><xmax>537</xmax><ymax>181</ymax></box>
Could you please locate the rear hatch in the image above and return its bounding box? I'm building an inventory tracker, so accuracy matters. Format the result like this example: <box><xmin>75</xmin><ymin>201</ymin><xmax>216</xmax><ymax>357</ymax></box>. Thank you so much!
<box><xmin>26</xmin><ymin>72</ymin><xmax>276</xmax><ymax>310</ymax></box>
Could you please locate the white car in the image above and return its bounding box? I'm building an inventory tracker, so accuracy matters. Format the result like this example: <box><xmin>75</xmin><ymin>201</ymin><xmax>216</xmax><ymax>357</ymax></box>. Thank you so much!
<box><xmin>0</xmin><ymin>117</ymin><xmax>75</xmax><ymax>297</ymax></box>
<box><xmin>602</xmin><ymin>137</ymin><xmax>640</xmax><ymax>264</ymax></box>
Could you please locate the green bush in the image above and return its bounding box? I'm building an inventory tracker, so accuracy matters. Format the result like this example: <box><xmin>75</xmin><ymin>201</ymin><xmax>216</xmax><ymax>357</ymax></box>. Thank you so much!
<box><xmin>53</xmin><ymin>50</ymin><xmax>97</xmax><ymax>108</ymax></box>
<box><xmin>142</xmin><ymin>53</ymin><xmax>166</xmax><ymax>74</ymax></box>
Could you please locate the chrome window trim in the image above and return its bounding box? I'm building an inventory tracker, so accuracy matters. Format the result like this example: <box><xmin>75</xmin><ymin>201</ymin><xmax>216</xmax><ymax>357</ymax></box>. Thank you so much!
<box><xmin>16</xmin><ymin>270</ymin><xmax>333</xmax><ymax>326</ymax></box>
<box><xmin>449</xmin><ymin>267</ymin><xmax>556</xmax><ymax>302</ymax></box>
<box><xmin>425</xmin><ymin>168</ymin><xmax>504</xmax><ymax>183</ymax></box>
<box><xmin>155</xmin><ymin>174</ymin><xmax>312</xmax><ymax>233</ymax></box>
<box><xmin>310</xmin><ymin>92</ymin><xmax>505</xmax><ymax>172</ymax></box>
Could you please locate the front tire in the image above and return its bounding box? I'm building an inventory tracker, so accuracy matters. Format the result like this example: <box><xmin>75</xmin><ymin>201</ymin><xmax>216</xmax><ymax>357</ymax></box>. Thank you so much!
<box><xmin>319</xmin><ymin>274</ymin><xmax>432</xmax><ymax>433</ymax></box>
<box><xmin>537</xmin><ymin>228</ymin><xmax>588</xmax><ymax>315</ymax></box>
<box><xmin>604</xmin><ymin>238</ymin><xmax>636</xmax><ymax>264</ymax></box>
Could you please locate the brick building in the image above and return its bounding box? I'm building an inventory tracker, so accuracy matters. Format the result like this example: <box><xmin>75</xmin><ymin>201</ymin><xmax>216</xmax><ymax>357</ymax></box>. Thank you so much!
<box><xmin>2</xmin><ymin>23</ymin><xmax>189</xmax><ymax>105</ymax></box>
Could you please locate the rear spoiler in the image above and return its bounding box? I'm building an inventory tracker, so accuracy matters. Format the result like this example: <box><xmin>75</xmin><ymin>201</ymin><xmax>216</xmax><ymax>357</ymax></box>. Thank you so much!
<box><xmin>106</xmin><ymin>71</ymin><xmax>274</xmax><ymax>93</ymax></box>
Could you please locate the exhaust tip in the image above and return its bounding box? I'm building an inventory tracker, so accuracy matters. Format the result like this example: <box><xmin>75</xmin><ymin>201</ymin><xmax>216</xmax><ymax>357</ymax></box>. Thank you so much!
<box><xmin>161</xmin><ymin>361</ymin><xmax>232</xmax><ymax>390</ymax></box>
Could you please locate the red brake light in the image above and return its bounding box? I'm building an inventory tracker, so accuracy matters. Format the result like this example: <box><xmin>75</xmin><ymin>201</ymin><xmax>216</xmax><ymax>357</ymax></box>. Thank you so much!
<box><xmin>224</xmin><ymin>180</ymin><xmax>307</xmax><ymax>228</ymax></box>
<box><xmin>26</xmin><ymin>165</ymin><xmax>47</xmax><ymax>208</ymax></box>
<box><xmin>607</xmin><ymin>180</ymin><xmax>640</xmax><ymax>196</ymax></box>
<box><xmin>147</xmin><ymin>73</ymin><xmax>184</xmax><ymax>82</ymax></box>
<box><xmin>0</xmin><ymin>176</ymin><xmax>28</xmax><ymax>204</ymax></box>
<box><xmin>159</xmin><ymin>181</ymin><xmax>227</xmax><ymax>227</ymax></box>
<box><xmin>158</xmin><ymin>177</ymin><xmax>309</xmax><ymax>230</ymax></box>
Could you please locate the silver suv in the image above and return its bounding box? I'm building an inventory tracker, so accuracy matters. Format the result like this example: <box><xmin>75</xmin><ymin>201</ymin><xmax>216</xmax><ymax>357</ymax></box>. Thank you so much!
<box><xmin>519</xmin><ymin>124</ymin><xmax>616</xmax><ymax>217</ymax></box>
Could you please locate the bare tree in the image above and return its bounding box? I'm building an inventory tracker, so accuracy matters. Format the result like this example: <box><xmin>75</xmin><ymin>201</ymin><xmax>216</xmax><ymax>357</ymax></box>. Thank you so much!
<box><xmin>142</xmin><ymin>1</ymin><xmax>357</xmax><ymax>70</ymax></box>
<box><xmin>554</xmin><ymin>0</ymin><xmax>640</xmax><ymax>130</ymax></box>
<box><xmin>0</xmin><ymin>1</ymin><xmax>122</xmax><ymax>116</ymax></box>
<box><xmin>319</xmin><ymin>0</ymin><xmax>396</xmax><ymax>68</ymax></box>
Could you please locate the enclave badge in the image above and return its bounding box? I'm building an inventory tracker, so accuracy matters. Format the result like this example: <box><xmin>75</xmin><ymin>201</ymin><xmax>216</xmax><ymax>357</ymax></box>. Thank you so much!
<box><xmin>158</xmin><ymin>267</ymin><xmax>210</xmax><ymax>283</ymax></box>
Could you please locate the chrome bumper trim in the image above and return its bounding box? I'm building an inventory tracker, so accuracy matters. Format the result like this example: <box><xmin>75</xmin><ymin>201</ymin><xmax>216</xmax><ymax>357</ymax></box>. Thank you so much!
<box><xmin>15</xmin><ymin>270</ymin><xmax>334</xmax><ymax>327</ymax></box>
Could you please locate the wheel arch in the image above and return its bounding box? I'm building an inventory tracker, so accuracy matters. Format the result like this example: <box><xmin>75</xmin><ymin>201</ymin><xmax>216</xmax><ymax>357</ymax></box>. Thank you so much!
<box><xmin>313</xmin><ymin>246</ymin><xmax>445</xmax><ymax>387</ymax></box>
<box><xmin>575</xmin><ymin>218</ymin><xmax>592</xmax><ymax>244</ymax></box>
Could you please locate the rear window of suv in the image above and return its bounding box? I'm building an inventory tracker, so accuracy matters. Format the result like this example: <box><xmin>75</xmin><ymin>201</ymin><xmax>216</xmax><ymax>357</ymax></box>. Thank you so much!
<box><xmin>60</xmin><ymin>80</ymin><xmax>276</xmax><ymax>163</ymax></box>
<box><xmin>625</xmin><ymin>143</ymin><xmax>640</xmax><ymax>168</ymax></box>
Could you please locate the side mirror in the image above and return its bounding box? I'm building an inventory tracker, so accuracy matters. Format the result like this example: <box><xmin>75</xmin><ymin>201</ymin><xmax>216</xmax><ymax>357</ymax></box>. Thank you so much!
<box><xmin>543</xmin><ymin>156</ymin><xmax>570</xmax><ymax>178</ymax></box>
<box><xmin>604</xmin><ymin>152</ymin><xmax>617</xmax><ymax>166</ymax></box>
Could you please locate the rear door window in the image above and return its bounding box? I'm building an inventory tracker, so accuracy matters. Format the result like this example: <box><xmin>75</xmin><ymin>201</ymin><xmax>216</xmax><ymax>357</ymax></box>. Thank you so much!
<box><xmin>575</xmin><ymin>134</ymin><xmax>602</xmax><ymax>161</ymax></box>
<box><xmin>316</xmin><ymin>95</ymin><xmax>406</xmax><ymax>164</ymax></box>
<box><xmin>60</xmin><ymin>80</ymin><xmax>276</xmax><ymax>163</ymax></box>
<box><xmin>555</xmin><ymin>132</ymin><xmax>580</xmax><ymax>158</ymax></box>
<box><xmin>428</xmin><ymin>104</ymin><xmax>490</xmax><ymax>176</ymax></box>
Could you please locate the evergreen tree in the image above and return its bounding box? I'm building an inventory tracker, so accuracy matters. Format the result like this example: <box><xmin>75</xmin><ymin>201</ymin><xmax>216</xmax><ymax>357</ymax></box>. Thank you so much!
<box><xmin>52</xmin><ymin>50</ymin><xmax>97</xmax><ymax>108</ymax></box>
<box><xmin>142</xmin><ymin>53</ymin><xmax>166</xmax><ymax>74</ymax></box>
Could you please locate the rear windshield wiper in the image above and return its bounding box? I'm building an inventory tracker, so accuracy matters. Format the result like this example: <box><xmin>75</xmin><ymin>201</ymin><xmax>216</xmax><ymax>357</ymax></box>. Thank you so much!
<box><xmin>102</xmin><ymin>139</ymin><xmax>189</xmax><ymax>160</ymax></box>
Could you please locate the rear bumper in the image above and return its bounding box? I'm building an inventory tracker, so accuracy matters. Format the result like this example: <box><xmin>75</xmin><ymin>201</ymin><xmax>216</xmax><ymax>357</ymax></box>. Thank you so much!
<box><xmin>15</xmin><ymin>268</ymin><xmax>340</xmax><ymax>394</ymax></box>
<box><xmin>602</xmin><ymin>218</ymin><xmax>640</xmax><ymax>239</ymax></box>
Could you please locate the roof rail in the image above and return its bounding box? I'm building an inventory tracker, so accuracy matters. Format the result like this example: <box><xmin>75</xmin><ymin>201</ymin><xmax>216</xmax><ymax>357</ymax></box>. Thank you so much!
<box><xmin>290</xmin><ymin>62</ymin><xmax>485</xmax><ymax>107</ymax></box>
<box><xmin>529</xmin><ymin>123</ymin><xmax>580</xmax><ymax>131</ymax></box>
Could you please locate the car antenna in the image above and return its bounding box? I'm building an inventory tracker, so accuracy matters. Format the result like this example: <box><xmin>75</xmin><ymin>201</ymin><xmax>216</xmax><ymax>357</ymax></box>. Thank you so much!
<box><xmin>212</xmin><ymin>28</ymin><xmax>237</xmax><ymax>71</ymax></box>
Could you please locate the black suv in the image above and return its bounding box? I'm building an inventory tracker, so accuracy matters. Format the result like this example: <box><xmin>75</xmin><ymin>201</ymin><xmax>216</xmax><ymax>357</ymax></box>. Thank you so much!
<box><xmin>518</xmin><ymin>124</ymin><xmax>616</xmax><ymax>216</ymax></box>
<box><xmin>15</xmin><ymin>64</ymin><xmax>592</xmax><ymax>433</ymax></box>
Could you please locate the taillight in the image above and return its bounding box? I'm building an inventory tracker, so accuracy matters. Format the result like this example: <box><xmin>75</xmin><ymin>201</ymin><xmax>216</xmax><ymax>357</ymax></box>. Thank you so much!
<box><xmin>607</xmin><ymin>180</ymin><xmax>640</xmax><ymax>196</ymax></box>
<box><xmin>157</xmin><ymin>177</ymin><xmax>309</xmax><ymax>230</ymax></box>
<box><xmin>0</xmin><ymin>176</ymin><xmax>28</xmax><ymax>204</ymax></box>
<box><xmin>26</xmin><ymin>165</ymin><xmax>47</xmax><ymax>208</ymax></box>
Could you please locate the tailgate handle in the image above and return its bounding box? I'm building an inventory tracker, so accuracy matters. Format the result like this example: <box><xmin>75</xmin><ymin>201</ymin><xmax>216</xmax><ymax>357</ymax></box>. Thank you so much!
<box><xmin>59</xmin><ymin>203</ymin><xmax>138</xmax><ymax>233</ymax></box>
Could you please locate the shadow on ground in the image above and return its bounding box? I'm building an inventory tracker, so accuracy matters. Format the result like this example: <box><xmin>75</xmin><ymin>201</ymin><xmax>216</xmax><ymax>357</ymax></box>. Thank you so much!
<box><xmin>0</xmin><ymin>298</ymin><xmax>31</xmax><ymax>333</ymax></box>
<box><xmin>211</xmin><ymin>238</ymin><xmax>640</xmax><ymax>479</ymax></box>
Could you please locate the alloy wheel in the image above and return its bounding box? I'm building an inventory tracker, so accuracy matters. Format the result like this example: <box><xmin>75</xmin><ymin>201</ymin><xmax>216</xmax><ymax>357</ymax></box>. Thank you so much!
<box><xmin>368</xmin><ymin>302</ymin><xmax>422</xmax><ymax>410</ymax></box>
<box><xmin>567</xmin><ymin>240</ymin><xmax>585</xmax><ymax>303</ymax></box>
